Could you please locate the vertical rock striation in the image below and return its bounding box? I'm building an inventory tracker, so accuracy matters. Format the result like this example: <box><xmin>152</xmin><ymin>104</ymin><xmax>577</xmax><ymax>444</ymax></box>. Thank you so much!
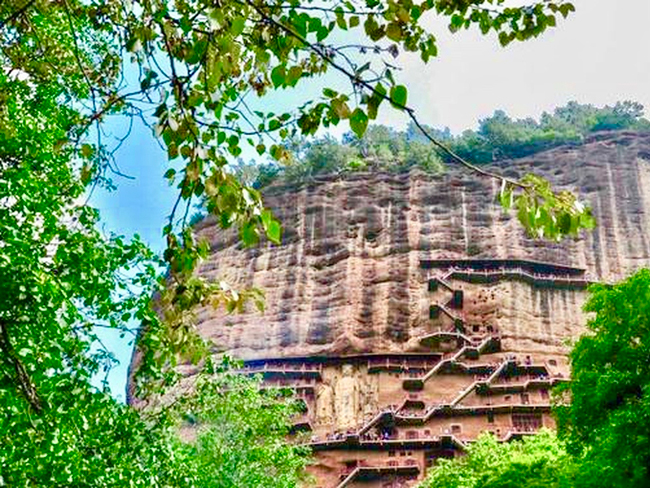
<box><xmin>194</xmin><ymin>131</ymin><xmax>650</xmax><ymax>359</ymax></box>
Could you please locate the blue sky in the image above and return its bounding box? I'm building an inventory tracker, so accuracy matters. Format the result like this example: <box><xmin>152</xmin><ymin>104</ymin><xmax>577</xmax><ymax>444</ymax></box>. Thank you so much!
<box><xmin>93</xmin><ymin>0</ymin><xmax>650</xmax><ymax>401</ymax></box>
<box><xmin>91</xmin><ymin>120</ymin><xmax>173</xmax><ymax>401</ymax></box>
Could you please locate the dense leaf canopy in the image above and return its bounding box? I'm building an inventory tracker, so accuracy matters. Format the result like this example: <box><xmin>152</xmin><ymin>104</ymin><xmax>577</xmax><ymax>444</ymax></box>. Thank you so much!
<box><xmin>556</xmin><ymin>269</ymin><xmax>650</xmax><ymax>488</ymax></box>
<box><xmin>0</xmin><ymin>52</ymin><xmax>306</xmax><ymax>488</ymax></box>
<box><xmin>420</xmin><ymin>430</ymin><xmax>576</xmax><ymax>488</ymax></box>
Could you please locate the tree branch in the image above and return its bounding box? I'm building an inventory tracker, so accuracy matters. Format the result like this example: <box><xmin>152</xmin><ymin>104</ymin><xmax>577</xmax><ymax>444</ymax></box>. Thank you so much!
<box><xmin>244</xmin><ymin>0</ymin><xmax>528</xmax><ymax>189</ymax></box>
<box><xmin>0</xmin><ymin>318</ymin><xmax>42</xmax><ymax>412</ymax></box>
<box><xmin>0</xmin><ymin>0</ymin><xmax>36</xmax><ymax>30</ymax></box>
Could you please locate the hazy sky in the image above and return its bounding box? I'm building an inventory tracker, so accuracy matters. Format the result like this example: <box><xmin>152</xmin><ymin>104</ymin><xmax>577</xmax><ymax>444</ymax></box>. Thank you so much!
<box><xmin>379</xmin><ymin>0</ymin><xmax>650</xmax><ymax>131</ymax></box>
<box><xmin>96</xmin><ymin>0</ymin><xmax>650</xmax><ymax>400</ymax></box>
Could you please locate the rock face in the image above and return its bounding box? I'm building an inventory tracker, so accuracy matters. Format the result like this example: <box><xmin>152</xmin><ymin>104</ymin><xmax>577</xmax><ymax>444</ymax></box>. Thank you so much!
<box><xmin>195</xmin><ymin>131</ymin><xmax>650</xmax><ymax>357</ymax></box>
<box><xmin>173</xmin><ymin>131</ymin><xmax>650</xmax><ymax>487</ymax></box>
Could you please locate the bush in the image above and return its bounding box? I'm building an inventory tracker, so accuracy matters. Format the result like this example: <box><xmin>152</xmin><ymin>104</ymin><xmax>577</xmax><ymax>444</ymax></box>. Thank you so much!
<box><xmin>235</xmin><ymin>101</ymin><xmax>650</xmax><ymax>188</ymax></box>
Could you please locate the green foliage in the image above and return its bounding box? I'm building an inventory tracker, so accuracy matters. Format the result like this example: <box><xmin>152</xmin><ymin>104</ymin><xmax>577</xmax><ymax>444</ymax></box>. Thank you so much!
<box><xmin>0</xmin><ymin>62</ymin><xmax>160</xmax><ymax>409</ymax></box>
<box><xmin>420</xmin><ymin>430</ymin><xmax>576</xmax><ymax>488</ymax></box>
<box><xmin>238</xmin><ymin>125</ymin><xmax>446</xmax><ymax>187</ymax></box>
<box><xmin>0</xmin><ymin>13</ymin><xmax>301</xmax><ymax>487</ymax></box>
<box><xmin>0</xmin><ymin>374</ymin><xmax>174</xmax><ymax>487</ymax></box>
<box><xmin>168</xmin><ymin>369</ymin><xmax>310</xmax><ymax>488</ymax></box>
<box><xmin>501</xmin><ymin>173</ymin><xmax>595</xmax><ymax>240</ymax></box>
<box><xmin>555</xmin><ymin>269</ymin><xmax>650</xmax><ymax>488</ymax></box>
<box><xmin>452</xmin><ymin>101</ymin><xmax>650</xmax><ymax>164</ymax></box>
<box><xmin>0</xmin><ymin>362</ymin><xmax>309</xmax><ymax>487</ymax></box>
<box><xmin>241</xmin><ymin>101</ymin><xmax>649</xmax><ymax>194</ymax></box>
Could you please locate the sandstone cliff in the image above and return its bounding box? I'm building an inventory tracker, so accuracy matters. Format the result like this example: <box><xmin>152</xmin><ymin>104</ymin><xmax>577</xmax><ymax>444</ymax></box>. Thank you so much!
<box><xmin>193</xmin><ymin>130</ymin><xmax>650</xmax><ymax>361</ymax></box>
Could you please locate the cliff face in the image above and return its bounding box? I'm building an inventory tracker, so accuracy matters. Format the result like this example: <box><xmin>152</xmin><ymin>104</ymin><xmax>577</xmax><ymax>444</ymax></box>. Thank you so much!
<box><xmin>194</xmin><ymin>131</ymin><xmax>650</xmax><ymax>360</ymax></box>
<box><xmin>173</xmin><ymin>130</ymin><xmax>650</xmax><ymax>487</ymax></box>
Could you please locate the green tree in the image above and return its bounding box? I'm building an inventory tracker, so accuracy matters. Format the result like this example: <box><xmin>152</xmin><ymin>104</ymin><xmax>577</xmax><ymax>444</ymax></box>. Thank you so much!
<box><xmin>420</xmin><ymin>430</ymin><xmax>576</xmax><ymax>488</ymax></box>
<box><xmin>244</xmin><ymin>100</ymin><xmax>650</xmax><ymax>191</ymax></box>
<box><xmin>0</xmin><ymin>51</ymin><xmax>306</xmax><ymax>488</ymax></box>
<box><xmin>452</xmin><ymin>101</ymin><xmax>650</xmax><ymax>164</ymax></box>
<box><xmin>0</xmin><ymin>358</ymin><xmax>308</xmax><ymax>487</ymax></box>
<box><xmin>168</xmin><ymin>370</ymin><xmax>310</xmax><ymax>488</ymax></box>
<box><xmin>555</xmin><ymin>269</ymin><xmax>650</xmax><ymax>488</ymax></box>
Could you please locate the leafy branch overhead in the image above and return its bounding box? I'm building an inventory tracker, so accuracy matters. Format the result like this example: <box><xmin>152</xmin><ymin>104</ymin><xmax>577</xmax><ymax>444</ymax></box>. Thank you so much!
<box><xmin>500</xmin><ymin>174</ymin><xmax>595</xmax><ymax>240</ymax></box>
<box><xmin>3</xmin><ymin>0</ymin><xmax>583</xmax><ymax>252</ymax></box>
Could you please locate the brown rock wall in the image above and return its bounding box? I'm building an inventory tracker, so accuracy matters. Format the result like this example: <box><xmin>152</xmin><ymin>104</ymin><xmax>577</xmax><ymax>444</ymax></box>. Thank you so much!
<box><xmin>195</xmin><ymin>131</ymin><xmax>650</xmax><ymax>361</ymax></box>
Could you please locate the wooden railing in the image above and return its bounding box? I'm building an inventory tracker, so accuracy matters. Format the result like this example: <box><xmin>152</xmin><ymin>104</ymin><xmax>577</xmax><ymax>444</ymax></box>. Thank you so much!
<box><xmin>335</xmin><ymin>464</ymin><xmax>420</xmax><ymax>488</ymax></box>
<box><xmin>240</xmin><ymin>363</ymin><xmax>323</xmax><ymax>374</ymax></box>
<box><xmin>421</xmin><ymin>258</ymin><xmax>586</xmax><ymax>276</ymax></box>
<box><xmin>406</xmin><ymin>335</ymin><xmax>499</xmax><ymax>389</ymax></box>
<box><xmin>442</xmin><ymin>267</ymin><xmax>593</xmax><ymax>288</ymax></box>
<box><xmin>367</xmin><ymin>357</ymin><xmax>440</xmax><ymax>373</ymax></box>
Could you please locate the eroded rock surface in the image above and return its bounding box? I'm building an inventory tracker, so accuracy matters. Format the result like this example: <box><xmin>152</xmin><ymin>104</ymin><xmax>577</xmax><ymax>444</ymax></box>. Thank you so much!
<box><xmin>194</xmin><ymin>131</ymin><xmax>650</xmax><ymax>360</ymax></box>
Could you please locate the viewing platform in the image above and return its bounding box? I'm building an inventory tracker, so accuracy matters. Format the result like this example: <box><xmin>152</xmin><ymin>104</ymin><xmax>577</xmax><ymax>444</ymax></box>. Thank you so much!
<box><xmin>422</xmin><ymin>259</ymin><xmax>594</xmax><ymax>289</ymax></box>
<box><xmin>421</xmin><ymin>258</ymin><xmax>586</xmax><ymax>275</ymax></box>
<box><xmin>336</xmin><ymin>463</ymin><xmax>420</xmax><ymax>488</ymax></box>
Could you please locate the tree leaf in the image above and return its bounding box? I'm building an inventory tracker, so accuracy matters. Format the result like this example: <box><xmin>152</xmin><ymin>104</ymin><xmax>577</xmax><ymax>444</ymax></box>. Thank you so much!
<box><xmin>390</xmin><ymin>85</ymin><xmax>408</xmax><ymax>108</ymax></box>
<box><xmin>349</xmin><ymin>108</ymin><xmax>369</xmax><ymax>138</ymax></box>
<box><xmin>231</xmin><ymin>17</ymin><xmax>246</xmax><ymax>36</ymax></box>
<box><xmin>266</xmin><ymin>218</ymin><xmax>282</xmax><ymax>244</ymax></box>
<box><xmin>270</xmin><ymin>66</ymin><xmax>286</xmax><ymax>88</ymax></box>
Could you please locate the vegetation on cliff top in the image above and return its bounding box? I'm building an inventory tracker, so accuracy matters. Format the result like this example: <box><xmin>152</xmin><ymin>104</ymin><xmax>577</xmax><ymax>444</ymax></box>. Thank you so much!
<box><xmin>236</xmin><ymin>100</ymin><xmax>650</xmax><ymax>188</ymax></box>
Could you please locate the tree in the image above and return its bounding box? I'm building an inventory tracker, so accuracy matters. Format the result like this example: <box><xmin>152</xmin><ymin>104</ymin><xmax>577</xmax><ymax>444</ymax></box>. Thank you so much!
<box><xmin>420</xmin><ymin>270</ymin><xmax>650</xmax><ymax>488</ymax></box>
<box><xmin>167</xmin><ymin>370</ymin><xmax>310</xmax><ymax>488</ymax></box>
<box><xmin>0</xmin><ymin>356</ymin><xmax>309</xmax><ymax>487</ymax></box>
<box><xmin>452</xmin><ymin>101</ymin><xmax>650</xmax><ymax>164</ymax></box>
<box><xmin>0</xmin><ymin>46</ymin><xmax>306</xmax><ymax>488</ymax></box>
<box><xmin>420</xmin><ymin>430</ymin><xmax>576</xmax><ymax>488</ymax></box>
<box><xmin>238</xmin><ymin>102</ymin><xmax>650</xmax><ymax>188</ymax></box>
<box><xmin>0</xmin><ymin>0</ymin><xmax>593</xmax><ymax>486</ymax></box>
<box><xmin>555</xmin><ymin>269</ymin><xmax>650</xmax><ymax>488</ymax></box>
